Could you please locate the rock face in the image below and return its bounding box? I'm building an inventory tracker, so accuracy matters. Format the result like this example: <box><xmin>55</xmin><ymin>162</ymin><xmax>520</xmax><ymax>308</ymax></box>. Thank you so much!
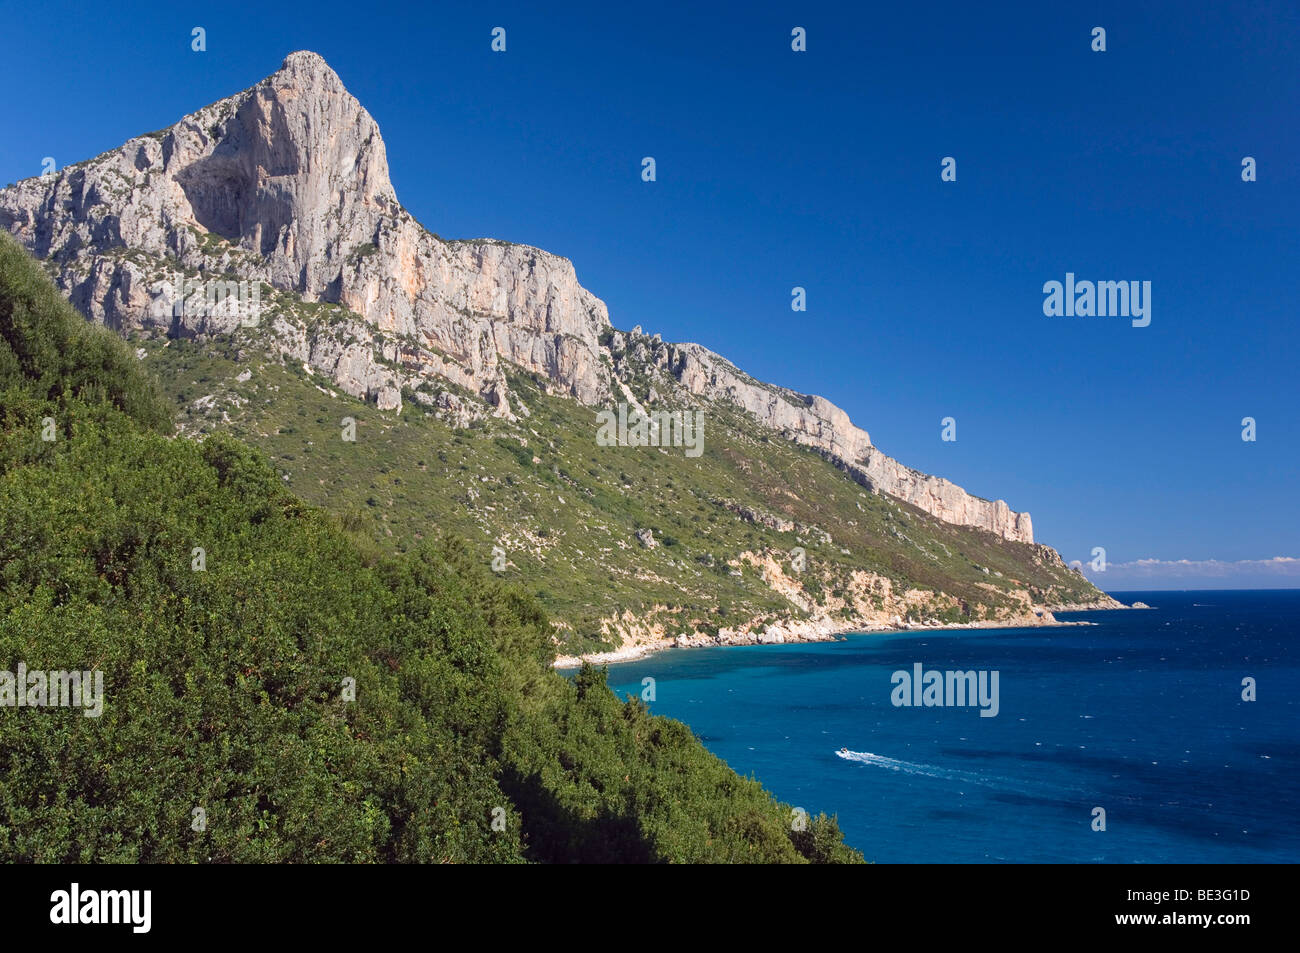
<box><xmin>0</xmin><ymin>50</ymin><xmax>1034</xmax><ymax>543</ymax></box>
<box><xmin>0</xmin><ymin>51</ymin><xmax>609</xmax><ymax>417</ymax></box>
<box><xmin>665</xmin><ymin>343</ymin><xmax>1033</xmax><ymax>542</ymax></box>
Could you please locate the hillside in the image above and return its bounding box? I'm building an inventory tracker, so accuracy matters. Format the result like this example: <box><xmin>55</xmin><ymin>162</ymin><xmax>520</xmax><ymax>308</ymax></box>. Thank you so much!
<box><xmin>141</xmin><ymin>331</ymin><xmax>1108</xmax><ymax>658</ymax></box>
<box><xmin>0</xmin><ymin>51</ymin><xmax>1119</xmax><ymax>657</ymax></box>
<box><xmin>0</xmin><ymin>231</ymin><xmax>861</xmax><ymax>863</ymax></box>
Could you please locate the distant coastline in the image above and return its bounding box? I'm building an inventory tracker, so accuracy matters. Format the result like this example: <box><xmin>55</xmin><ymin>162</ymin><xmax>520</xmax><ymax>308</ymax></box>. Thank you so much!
<box><xmin>553</xmin><ymin>598</ymin><xmax>1135</xmax><ymax>669</ymax></box>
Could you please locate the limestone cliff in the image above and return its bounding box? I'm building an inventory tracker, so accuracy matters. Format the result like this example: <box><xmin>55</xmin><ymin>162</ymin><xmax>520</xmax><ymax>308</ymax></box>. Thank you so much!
<box><xmin>662</xmin><ymin>342</ymin><xmax>1033</xmax><ymax>542</ymax></box>
<box><xmin>1</xmin><ymin>50</ymin><xmax>1033</xmax><ymax>543</ymax></box>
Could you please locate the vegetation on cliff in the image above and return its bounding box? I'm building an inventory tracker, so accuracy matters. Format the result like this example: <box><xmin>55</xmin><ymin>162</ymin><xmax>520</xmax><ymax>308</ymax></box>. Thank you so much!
<box><xmin>0</xmin><ymin>233</ymin><xmax>859</xmax><ymax>863</ymax></box>
<box><xmin>135</xmin><ymin>304</ymin><xmax>1106</xmax><ymax>654</ymax></box>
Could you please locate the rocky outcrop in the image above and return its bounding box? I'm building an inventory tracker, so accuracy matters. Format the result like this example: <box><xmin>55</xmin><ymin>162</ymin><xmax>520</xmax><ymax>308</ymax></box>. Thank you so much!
<box><xmin>665</xmin><ymin>342</ymin><xmax>1034</xmax><ymax>542</ymax></box>
<box><xmin>854</xmin><ymin>449</ymin><xmax>1033</xmax><ymax>543</ymax></box>
<box><xmin>0</xmin><ymin>51</ymin><xmax>610</xmax><ymax>416</ymax></box>
<box><xmin>1</xmin><ymin>49</ymin><xmax>1035</xmax><ymax>543</ymax></box>
<box><xmin>671</xmin><ymin>343</ymin><xmax>873</xmax><ymax>463</ymax></box>
<box><xmin>553</xmin><ymin>553</ymin><xmax>1089</xmax><ymax>668</ymax></box>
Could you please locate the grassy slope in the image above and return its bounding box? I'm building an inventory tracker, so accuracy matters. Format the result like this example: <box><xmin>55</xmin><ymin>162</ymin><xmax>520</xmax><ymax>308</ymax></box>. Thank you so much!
<box><xmin>137</xmin><ymin>322</ymin><xmax>1104</xmax><ymax>653</ymax></box>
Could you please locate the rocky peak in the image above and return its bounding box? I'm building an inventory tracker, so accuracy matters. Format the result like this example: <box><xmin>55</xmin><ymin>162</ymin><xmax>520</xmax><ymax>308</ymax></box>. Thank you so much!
<box><xmin>0</xmin><ymin>51</ymin><xmax>612</xmax><ymax>414</ymax></box>
<box><xmin>1</xmin><ymin>51</ymin><xmax>1037</xmax><ymax>544</ymax></box>
<box><xmin>178</xmin><ymin>48</ymin><xmax>397</xmax><ymax>295</ymax></box>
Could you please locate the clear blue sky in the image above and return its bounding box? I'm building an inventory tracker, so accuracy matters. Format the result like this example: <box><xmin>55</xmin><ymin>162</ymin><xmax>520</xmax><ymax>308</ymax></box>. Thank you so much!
<box><xmin>2</xmin><ymin>1</ymin><xmax>1296</xmax><ymax>587</ymax></box>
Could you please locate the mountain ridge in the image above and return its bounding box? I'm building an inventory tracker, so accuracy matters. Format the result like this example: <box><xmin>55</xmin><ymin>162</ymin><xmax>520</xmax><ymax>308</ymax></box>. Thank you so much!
<box><xmin>1</xmin><ymin>50</ymin><xmax>1035</xmax><ymax>544</ymax></box>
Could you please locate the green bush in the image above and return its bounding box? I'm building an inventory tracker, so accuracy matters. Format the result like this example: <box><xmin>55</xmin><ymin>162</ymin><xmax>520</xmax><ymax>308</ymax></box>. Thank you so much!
<box><xmin>0</xmin><ymin>233</ymin><xmax>862</xmax><ymax>864</ymax></box>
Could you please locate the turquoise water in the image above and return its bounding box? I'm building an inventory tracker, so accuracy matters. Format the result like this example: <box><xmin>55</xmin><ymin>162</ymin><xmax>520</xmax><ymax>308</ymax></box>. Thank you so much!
<box><xmin>601</xmin><ymin>590</ymin><xmax>1299</xmax><ymax>862</ymax></box>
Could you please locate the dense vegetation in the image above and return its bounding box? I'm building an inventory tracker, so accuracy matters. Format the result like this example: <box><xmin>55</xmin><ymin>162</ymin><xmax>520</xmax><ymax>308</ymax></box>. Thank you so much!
<box><xmin>0</xmin><ymin>232</ymin><xmax>861</xmax><ymax>862</ymax></box>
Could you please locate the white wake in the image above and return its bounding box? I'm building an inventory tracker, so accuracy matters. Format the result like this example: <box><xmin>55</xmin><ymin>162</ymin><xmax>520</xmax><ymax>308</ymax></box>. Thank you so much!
<box><xmin>835</xmin><ymin>749</ymin><xmax>976</xmax><ymax>782</ymax></box>
<box><xmin>833</xmin><ymin>749</ymin><xmax>1061</xmax><ymax>797</ymax></box>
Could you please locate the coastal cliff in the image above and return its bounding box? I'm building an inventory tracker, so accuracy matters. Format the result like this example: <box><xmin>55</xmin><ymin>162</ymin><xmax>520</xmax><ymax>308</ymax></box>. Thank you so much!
<box><xmin>2</xmin><ymin>51</ymin><xmax>1032</xmax><ymax>543</ymax></box>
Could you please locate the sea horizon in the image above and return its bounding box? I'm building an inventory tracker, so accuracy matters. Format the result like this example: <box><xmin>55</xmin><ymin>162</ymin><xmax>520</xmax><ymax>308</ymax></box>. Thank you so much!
<box><xmin>601</xmin><ymin>588</ymin><xmax>1298</xmax><ymax>862</ymax></box>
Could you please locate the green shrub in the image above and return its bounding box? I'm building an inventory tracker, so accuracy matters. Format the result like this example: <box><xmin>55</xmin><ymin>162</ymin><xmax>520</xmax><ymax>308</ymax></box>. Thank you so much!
<box><xmin>0</xmin><ymin>234</ymin><xmax>862</xmax><ymax>864</ymax></box>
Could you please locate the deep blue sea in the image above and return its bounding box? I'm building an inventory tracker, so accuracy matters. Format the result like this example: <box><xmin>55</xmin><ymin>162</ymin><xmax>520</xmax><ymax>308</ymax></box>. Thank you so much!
<box><xmin>601</xmin><ymin>590</ymin><xmax>1299</xmax><ymax>863</ymax></box>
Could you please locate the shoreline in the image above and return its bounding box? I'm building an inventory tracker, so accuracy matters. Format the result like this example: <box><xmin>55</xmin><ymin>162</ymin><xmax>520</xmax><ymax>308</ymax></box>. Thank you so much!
<box><xmin>552</xmin><ymin>600</ymin><xmax>1134</xmax><ymax>669</ymax></box>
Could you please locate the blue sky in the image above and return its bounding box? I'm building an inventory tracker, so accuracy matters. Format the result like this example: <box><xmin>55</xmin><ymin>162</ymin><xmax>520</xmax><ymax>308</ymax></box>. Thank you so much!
<box><xmin>2</xmin><ymin>1</ymin><xmax>1296</xmax><ymax>588</ymax></box>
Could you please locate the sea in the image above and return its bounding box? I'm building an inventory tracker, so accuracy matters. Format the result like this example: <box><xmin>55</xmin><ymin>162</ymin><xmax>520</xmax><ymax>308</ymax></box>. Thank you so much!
<box><xmin>600</xmin><ymin>590</ymin><xmax>1299</xmax><ymax>863</ymax></box>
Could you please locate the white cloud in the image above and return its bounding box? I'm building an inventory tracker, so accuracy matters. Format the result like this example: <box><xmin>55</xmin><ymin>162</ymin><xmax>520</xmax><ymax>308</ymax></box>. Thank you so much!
<box><xmin>1081</xmin><ymin>556</ymin><xmax>1300</xmax><ymax>588</ymax></box>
